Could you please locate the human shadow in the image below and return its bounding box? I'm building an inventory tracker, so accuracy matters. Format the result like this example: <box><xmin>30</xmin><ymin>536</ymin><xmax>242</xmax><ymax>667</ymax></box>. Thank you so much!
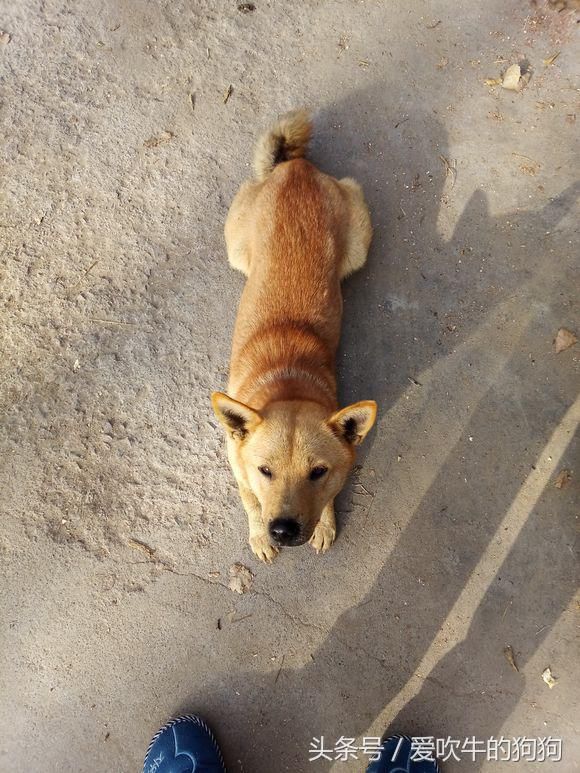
<box><xmin>179</xmin><ymin>87</ymin><xmax>579</xmax><ymax>772</ymax></box>
<box><xmin>391</xmin><ymin>423</ymin><xmax>579</xmax><ymax>749</ymax></box>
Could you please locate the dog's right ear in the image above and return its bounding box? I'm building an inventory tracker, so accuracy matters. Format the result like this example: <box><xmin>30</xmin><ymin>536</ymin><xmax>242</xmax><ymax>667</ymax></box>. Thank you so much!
<box><xmin>211</xmin><ymin>392</ymin><xmax>262</xmax><ymax>440</ymax></box>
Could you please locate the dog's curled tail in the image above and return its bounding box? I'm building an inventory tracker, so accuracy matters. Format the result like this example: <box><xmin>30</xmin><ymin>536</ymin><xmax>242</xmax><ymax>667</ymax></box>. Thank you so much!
<box><xmin>253</xmin><ymin>109</ymin><xmax>312</xmax><ymax>181</ymax></box>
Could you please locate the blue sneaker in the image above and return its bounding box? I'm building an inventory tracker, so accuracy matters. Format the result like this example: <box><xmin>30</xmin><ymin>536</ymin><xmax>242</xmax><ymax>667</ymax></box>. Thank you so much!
<box><xmin>367</xmin><ymin>735</ymin><xmax>440</xmax><ymax>773</ymax></box>
<box><xmin>143</xmin><ymin>715</ymin><xmax>226</xmax><ymax>773</ymax></box>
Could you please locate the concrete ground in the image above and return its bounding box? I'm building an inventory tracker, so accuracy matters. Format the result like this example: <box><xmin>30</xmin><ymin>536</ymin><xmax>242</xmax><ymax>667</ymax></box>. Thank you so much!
<box><xmin>1</xmin><ymin>1</ymin><xmax>578</xmax><ymax>771</ymax></box>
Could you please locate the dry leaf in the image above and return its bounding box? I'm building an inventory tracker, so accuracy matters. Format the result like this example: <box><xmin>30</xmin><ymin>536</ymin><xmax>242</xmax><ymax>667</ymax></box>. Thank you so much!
<box><xmin>128</xmin><ymin>538</ymin><xmax>156</xmax><ymax>558</ymax></box>
<box><xmin>228</xmin><ymin>563</ymin><xmax>254</xmax><ymax>594</ymax></box>
<box><xmin>542</xmin><ymin>666</ymin><xmax>557</xmax><ymax>689</ymax></box>
<box><xmin>519</xmin><ymin>163</ymin><xmax>539</xmax><ymax>176</ymax></box>
<box><xmin>237</xmin><ymin>2</ymin><xmax>256</xmax><ymax>12</ymax></box>
<box><xmin>549</xmin><ymin>0</ymin><xmax>580</xmax><ymax>8</ymax></box>
<box><xmin>223</xmin><ymin>84</ymin><xmax>233</xmax><ymax>104</ymax></box>
<box><xmin>543</xmin><ymin>52</ymin><xmax>560</xmax><ymax>66</ymax></box>
<box><xmin>143</xmin><ymin>130</ymin><xmax>175</xmax><ymax>148</ymax></box>
<box><xmin>554</xmin><ymin>327</ymin><xmax>577</xmax><ymax>353</ymax></box>
<box><xmin>484</xmin><ymin>77</ymin><xmax>502</xmax><ymax>87</ymax></box>
<box><xmin>554</xmin><ymin>469</ymin><xmax>572</xmax><ymax>489</ymax></box>
<box><xmin>439</xmin><ymin>155</ymin><xmax>457</xmax><ymax>189</ymax></box>
<box><xmin>503</xmin><ymin>645</ymin><xmax>519</xmax><ymax>672</ymax></box>
<box><xmin>502</xmin><ymin>64</ymin><xmax>521</xmax><ymax>91</ymax></box>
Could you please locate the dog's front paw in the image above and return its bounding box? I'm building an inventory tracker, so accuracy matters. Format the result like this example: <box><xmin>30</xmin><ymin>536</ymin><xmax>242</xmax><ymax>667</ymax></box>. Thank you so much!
<box><xmin>250</xmin><ymin>534</ymin><xmax>279</xmax><ymax>564</ymax></box>
<box><xmin>309</xmin><ymin>521</ymin><xmax>336</xmax><ymax>554</ymax></box>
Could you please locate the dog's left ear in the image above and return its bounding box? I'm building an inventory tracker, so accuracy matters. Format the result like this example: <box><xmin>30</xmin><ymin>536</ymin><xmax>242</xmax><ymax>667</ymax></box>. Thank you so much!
<box><xmin>327</xmin><ymin>400</ymin><xmax>377</xmax><ymax>445</ymax></box>
<box><xmin>211</xmin><ymin>392</ymin><xmax>262</xmax><ymax>440</ymax></box>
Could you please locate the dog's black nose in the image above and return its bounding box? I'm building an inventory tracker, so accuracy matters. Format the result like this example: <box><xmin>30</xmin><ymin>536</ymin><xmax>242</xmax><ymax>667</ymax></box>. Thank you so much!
<box><xmin>269</xmin><ymin>518</ymin><xmax>301</xmax><ymax>545</ymax></box>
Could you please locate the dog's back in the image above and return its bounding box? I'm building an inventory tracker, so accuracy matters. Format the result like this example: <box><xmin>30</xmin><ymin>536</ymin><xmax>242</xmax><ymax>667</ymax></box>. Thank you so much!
<box><xmin>225</xmin><ymin>111</ymin><xmax>371</xmax><ymax>410</ymax></box>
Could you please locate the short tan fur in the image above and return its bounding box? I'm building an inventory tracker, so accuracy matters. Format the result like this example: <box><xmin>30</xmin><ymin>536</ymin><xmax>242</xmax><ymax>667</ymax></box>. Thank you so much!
<box><xmin>212</xmin><ymin>109</ymin><xmax>376</xmax><ymax>563</ymax></box>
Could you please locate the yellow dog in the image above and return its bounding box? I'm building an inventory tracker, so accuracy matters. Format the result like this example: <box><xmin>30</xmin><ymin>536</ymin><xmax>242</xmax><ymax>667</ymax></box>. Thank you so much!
<box><xmin>212</xmin><ymin>110</ymin><xmax>376</xmax><ymax>563</ymax></box>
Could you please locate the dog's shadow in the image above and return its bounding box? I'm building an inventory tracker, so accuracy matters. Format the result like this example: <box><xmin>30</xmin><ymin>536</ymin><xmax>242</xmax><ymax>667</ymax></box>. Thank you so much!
<box><xmin>178</xmin><ymin>90</ymin><xmax>578</xmax><ymax>772</ymax></box>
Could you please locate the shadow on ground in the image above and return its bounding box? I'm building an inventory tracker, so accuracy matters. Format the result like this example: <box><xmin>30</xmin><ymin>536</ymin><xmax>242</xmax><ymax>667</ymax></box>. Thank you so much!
<box><xmin>175</xmin><ymin>87</ymin><xmax>579</xmax><ymax>772</ymax></box>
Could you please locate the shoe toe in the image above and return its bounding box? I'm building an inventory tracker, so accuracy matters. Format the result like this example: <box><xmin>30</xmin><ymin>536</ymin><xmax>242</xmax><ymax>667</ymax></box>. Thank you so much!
<box><xmin>143</xmin><ymin>715</ymin><xmax>225</xmax><ymax>773</ymax></box>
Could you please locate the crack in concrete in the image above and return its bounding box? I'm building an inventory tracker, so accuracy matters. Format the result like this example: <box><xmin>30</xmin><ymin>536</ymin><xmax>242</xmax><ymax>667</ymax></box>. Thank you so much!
<box><xmin>160</xmin><ymin>563</ymin><xmax>396</xmax><ymax>673</ymax></box>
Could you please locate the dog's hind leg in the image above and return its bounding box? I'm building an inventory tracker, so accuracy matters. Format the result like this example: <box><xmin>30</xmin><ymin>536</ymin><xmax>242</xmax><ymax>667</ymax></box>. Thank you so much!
<box><xmin>224</xmin><ymin>181</ymin><xmax>261</xmax><ymax>276</ymax></box>
<box><xmin>337</xmin><ymin>177</ymin><xmax>373</xmax><ymax>280</ymax></box>
<box><xmin>309</xmin><ymin>501</ymin><xmax>336</xmax><ymax>554</ymax></box>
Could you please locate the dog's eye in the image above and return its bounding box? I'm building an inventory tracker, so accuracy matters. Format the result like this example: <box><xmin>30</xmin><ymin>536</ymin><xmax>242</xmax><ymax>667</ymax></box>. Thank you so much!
<box><xmin>258</xmin><ymin>465</ymin><xmax>272</xmax><ymax>478</ymax></box>
<box><xmin>309</xmin><ymin>466</ymin><xmax>328</xmax><ymax>481</ymax></box>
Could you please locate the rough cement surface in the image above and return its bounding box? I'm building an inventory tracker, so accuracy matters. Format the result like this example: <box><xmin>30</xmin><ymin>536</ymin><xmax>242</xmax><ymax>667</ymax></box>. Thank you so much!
<box><xmin>0</xmin><ymin>1</ymin><xmax>578</xmax><ymax>771</ymax></box>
